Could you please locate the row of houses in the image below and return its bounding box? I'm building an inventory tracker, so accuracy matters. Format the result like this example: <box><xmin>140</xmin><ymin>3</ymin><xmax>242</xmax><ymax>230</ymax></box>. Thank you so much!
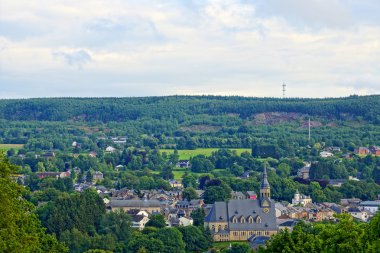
<box><xmin>276</xmin><ymin>198</ymin><xmax>380</xmax><ymax>224</ymax></box>
<box><xmin>355</xmin><ymin>146</ymin><xmax>380</xmax><ymax>156</ymax></box>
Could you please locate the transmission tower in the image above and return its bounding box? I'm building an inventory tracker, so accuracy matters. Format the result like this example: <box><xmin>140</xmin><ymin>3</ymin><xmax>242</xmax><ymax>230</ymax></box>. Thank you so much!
<box><xmin>282</xmin><ymin>83</ymin><xmax>286</xmax><ymax>98</ymax></box>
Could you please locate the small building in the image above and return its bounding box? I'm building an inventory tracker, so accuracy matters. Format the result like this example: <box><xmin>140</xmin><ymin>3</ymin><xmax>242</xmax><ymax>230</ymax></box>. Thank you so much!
<box><xmin>328</xmin><ymin>179</ymin><xmax>347</xmax><ymax>187</ymax></box>
<box><xmin>241</xmin><ymin>171</ymin><xmax>250</xmax><ymax>179</ymax></box>
<box><xmin>359</xmin><ymin>201</ymin><xmax>380</xmax><ymax>213</ymax></box>
<box><xmin>179</xmin><ymin>216</ymin><xmax>193</xmax><ymax>226</ymax></box>
<box><xmin>131</xmin><ymin>215</ymin><xmax>150</xmax><ymax>230</ymax></box>
<box><xmin>169</xmin><ymin>179</ymin><xmax>183</xmax><ymax>189</ymax></box>
<box><xmin>292</xmin><ymin>190</ymin><xmax>312</xmax><ymax>206</ymax></box>
<box><xmin>355</xmin><ymin>147</ymin><xmax>370</xmax><ymax>156</ymax></box>
<box><xmin>72</xmin><ymin>142</ymin><xmax>81</xmax><ymax>148</ymax></box>
<box><xmin>105</xmin><ymin>146</ymin><xmax>116</xmax><ymax>153</ymax></box>
<box><xmin>340</xmin><ymin>198</ymin><xmax>362</xmax><ymax>206</ymax></box>
<box><xmin>297</xmin><ymin>164</ymin><xmax>311</xmax><ymax>180</ymax></box>
<box><xmin>275</xmin><ymin>202</ymin><xmax>288</xmax><ymax>218</ymax></box>
<box><xmin>176</xmin><ymin>160</ymin><xmax>190</xmax><ymax>168</ymax></box>
<box><xmin>88</xmin><ymin>151</ymin><xmax>97</xmax><ymax>158</ymax></box>
<box><xmin>43</xmin><ymin>151</ymin><xmax>56</xmax><ymax>160</ymax></box>
<box><xmin>278</xmin><ymin>220</ymin><xmax>300</xmax><ymax>232</ymax></box>
<box><xmin>113</xmin><ymin>137</ymin><xmax>127</xmax><ymax>145</ymax></box>
<box><xmin>347</xmin><ymin>207</ymin><xmax>369</xmax><ymax>222</ymax></box>
<box><xmin>189</xmin><ymin>199</ymin><xmax>204</xmax><ymax>209</ymax></box>
<box><xmin>109</xmin><ymin>199</ymin><xmax>161</xmax><ymax>213</ymax></box>
<box><xmin>370</xmin><ymin>146</ymin><xmax>380</xmax><ymax>156</ymax></box>
<box><xmin>320</xmin><ymin>151</ymin><xmax>333</xmax><ymax>158</ymax></box>
<box><xmin>231</xmin><ymin>191</ymin><xmax>245</xmax><ymax>200</ymax></box>
<box><xmin>246</xmin><ymin>191</ymin><xmax>257</xmax><ymax>200</ymax></box>
<box><xmin>115</xmin><ymin>165</ymin><xmax>124</xmax><ymax>171</ymax></box>
<box><xmin>176</xmin><ymin>200</ymin><xmax>190</xmax><ymax>209</ymax></box>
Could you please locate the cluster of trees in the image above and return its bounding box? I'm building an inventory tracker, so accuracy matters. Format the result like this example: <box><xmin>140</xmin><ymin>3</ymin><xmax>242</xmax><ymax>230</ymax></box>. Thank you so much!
<box><xmin>1</xmin><ymin>95</ymin><xmax>379</xmax><ymax>123</ymax></box>
<box><xmin>0</xmin><ymin>152</ymin><xmax>67</xmax><ymax>252</ymax></box>
<box><xmin>260</xmin><ymin>213</ymin><xmax>380</xmax><ymax>253</ymax></box>
<box><xmin>33</xmin><ymin>188</ymin><xmax>212</xmax><ymax>253</ymax></box>
<box><xmin>1</xmin><ymin>96</ymin><xmax>380</xmax><ymax>156</ymax></box>
<box><xmin>310</xmin><ymin>155</ymin><xmax>380</xmax><ymax>182</ymax></box>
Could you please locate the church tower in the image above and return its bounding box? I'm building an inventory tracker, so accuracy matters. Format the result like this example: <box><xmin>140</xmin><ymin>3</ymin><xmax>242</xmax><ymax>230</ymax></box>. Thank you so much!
<box><xmin>260</xmin><ymin>166</ymin><xmax>271</xmax><ymax>198</ymax></box>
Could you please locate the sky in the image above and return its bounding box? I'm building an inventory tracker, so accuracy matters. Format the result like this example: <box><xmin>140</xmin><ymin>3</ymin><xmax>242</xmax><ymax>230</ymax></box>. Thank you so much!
<box><xmin>1</xmin><ymin>0</ymin><xmax>380</xmax><ymax>98</ymax></box>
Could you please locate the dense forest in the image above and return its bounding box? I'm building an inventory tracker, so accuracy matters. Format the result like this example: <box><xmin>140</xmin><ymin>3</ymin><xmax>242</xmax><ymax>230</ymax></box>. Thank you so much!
<box><xmin>1</xmin><ymin>95</ymin><xmax>380</xmax><ymax>152</ymax></box>
<box><xmin>2</xmin><ymin>95</ymin><xmax>380</xmax><ymax>252</ymax></box>
<box><xmin>0</xmin><ymin>95</ymin><xmax>379</xmax><ymax>122</ymax></box>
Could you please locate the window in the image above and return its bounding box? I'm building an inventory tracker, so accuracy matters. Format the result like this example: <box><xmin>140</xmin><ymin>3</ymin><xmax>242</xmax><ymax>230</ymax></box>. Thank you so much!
<box><xmin>248</xmin><ymin>216</ymin><xmax>254</xmax><ymax>223</ymax></box>
<box><xmin>240</xmin><ymin>216</ymin><xmax>245</xmax><ymax>223</ymax></box>
<box><xmin>232</xmin><ymin>216</ymin><xmax>238</xmax><ymax>223</ymax></box>
<box><xmin>256</xmin><ymin>216</ymin><xmax>262</xmax><ymax>224</ymax></box>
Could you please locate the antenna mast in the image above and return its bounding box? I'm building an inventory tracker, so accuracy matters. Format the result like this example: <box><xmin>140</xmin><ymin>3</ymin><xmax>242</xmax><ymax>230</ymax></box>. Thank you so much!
<box><xmin>308</xmin><ymin>117</ymin><xmax>311</xmax><ymax>141</ymax></box>
<box><xmin>282</xmin><ymin>83</ymin><xmax>286</xmax><ymax>98</ymax></box>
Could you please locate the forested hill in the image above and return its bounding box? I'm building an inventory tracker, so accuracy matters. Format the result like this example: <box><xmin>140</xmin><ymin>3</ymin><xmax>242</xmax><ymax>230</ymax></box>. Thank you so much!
<box><xmin>0</xmin><ymin>95</ymin><xmax>379</xmax><ymax>123</ymax></box>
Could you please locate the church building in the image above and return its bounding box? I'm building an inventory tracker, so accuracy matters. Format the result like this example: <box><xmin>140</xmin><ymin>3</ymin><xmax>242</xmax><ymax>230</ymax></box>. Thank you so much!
<box><xmin>204</xmin><ymin>167</ymin><xmax>278</xmax><ymax>241</ymax></box>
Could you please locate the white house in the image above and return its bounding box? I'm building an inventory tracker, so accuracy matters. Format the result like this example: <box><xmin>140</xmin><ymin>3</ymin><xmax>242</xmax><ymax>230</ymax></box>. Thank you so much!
<box><xmin>179</xmin><ymin>216</ymin><xmax>193</xmax><ymax>226</ymax></box>
<box><xmin>359</xmin><ymin>201</ymin><xmax>380</xmax><ymax>213</ymax></box>
<box><xmin>320</xmin><ymin>151</ymin><xmax>334</xmax><ymax>158</ymax></box>
<box><xmin>131</xmin><ymin>215</ymin><xmax>150</xmax><ymax>230</ymax></box>
<box><xmin>106</xmin><ymin>146</ymin><xmax>116</xmax><ymax>153</ymax></box>
<box><xmin>348</xmin><ymin>207</ymin><xmax>369</xmax><ymax>222</ymax></box>
<box><xmin>292</xmin><ymin>190</ymin><xmax>312</xmax><ymax>206</ymax></box>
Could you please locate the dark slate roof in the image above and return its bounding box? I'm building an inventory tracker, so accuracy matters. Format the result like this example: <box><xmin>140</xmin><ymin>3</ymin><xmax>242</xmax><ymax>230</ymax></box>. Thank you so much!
<box><xmin>249</xmin><ymin>236</ymin><xmax>270</xmax><ymax>244</ymax></box>
<box><xmin>246</xmin><ymin>191</ymin><xmax>256</xmax><ymax>196</ymax></box>
<box><xmin>215</xmin><ymin>229</ymin><xmax>229</xmax><ymax>235</ymax></box>
<box><xmin>205</xmin><ymin>202</ymin><xmax>228</xmax><ymax>223</ymax></box>
<box><xmin>279</xmin><ymin>220</ymin><xmax>299</xmax><ymax>227</ymax></box>
<box><xmin>261</xmin><ymin>167</ymin><xmax>270</xmax><ymax>188</ymax></box>
<box><xmin>228</xmin><ymin>199</ymin><xmax>277</xmax><ymax>231</ymax></box>
<box><xmin>205</xmin><ymin>199</ymin><xmax>277</xmax><ymax>231</ymax></box>
<box><xmin>132</xmin><ymin>215</ymin><xmax>145</xmax><ymax>222</ymax></box>
<box><xmin>360</xmin><ymin>201</ymin><xmax>380</xmax><ymax>207</ymax></box>
<box><xmin>348</xmin><ymin>207</ymin><xmax>361</xmax><ymax>212</ymax></box>
<box><xmin>176</xmin><ymin>200</ymin><xmax>190</xmax><ymax>206</ymax></box>
<box><xmin>110</xmin><ymin>199</ymin><xmax>161</xmax><ymax>208</ymax></box>
<box><xmin>242</xmin><ymin>171</ymin><xmax>250</xmax><ymax>178</ymax></box>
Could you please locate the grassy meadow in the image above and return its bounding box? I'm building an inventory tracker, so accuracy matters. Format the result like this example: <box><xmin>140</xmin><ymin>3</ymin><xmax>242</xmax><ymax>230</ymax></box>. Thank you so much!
<box><xmin>159</xmin><ymin>148</ymin><xmax>251</xmax><ymax>160</ymax></box>
<box><xmin>0</xmin><ymin>144</ymin><xmax>24</xmax><ymax>151</ymax></box>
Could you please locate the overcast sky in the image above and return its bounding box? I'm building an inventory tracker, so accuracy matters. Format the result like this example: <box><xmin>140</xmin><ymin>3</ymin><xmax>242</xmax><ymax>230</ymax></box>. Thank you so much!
<box><xmin>1</xmin><ymin>0</ymin><xmax>380</xmax><ymax>98</ymax></box>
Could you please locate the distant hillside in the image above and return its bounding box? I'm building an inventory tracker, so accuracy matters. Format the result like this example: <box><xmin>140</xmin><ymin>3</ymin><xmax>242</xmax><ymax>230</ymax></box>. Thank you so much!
<box><xmin>0</xmin><ymin>95</ymin><xmax>379</xmax><ymax>123</ymax></box>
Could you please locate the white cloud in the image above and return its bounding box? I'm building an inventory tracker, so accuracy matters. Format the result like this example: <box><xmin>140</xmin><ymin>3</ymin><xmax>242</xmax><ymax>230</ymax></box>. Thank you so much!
<box><xmin>0</xmin><ymin>0</ymin><xmax>379</xmax><ymax>98</ymax></box>
<box><xmin>53</xmin><ymin>49</ymin><xmax>92</xmax><ymax>68</ymax></box>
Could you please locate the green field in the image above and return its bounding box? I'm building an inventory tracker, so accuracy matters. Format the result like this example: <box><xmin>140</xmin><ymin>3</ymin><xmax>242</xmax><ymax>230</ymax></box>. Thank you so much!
<box><xmin>160</xmin><ymin>148</ymin><xmax>251</xmax><ymax>160</ymax></box>
<box><xmin>0</xmin><ymin>144</ymin><xmax>24</xmax><ymax>151</ymax></box>
<box><xmin>172</xmin><ymin>169</ymin><xmax>186</xmax><ymax>180</ymax></box>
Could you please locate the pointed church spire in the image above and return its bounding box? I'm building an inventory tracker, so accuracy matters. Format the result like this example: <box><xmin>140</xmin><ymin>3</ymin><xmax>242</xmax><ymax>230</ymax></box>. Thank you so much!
<box><xmin>260</xmin><ymin>165</ymin><xmax>271</xmax><ymax>198</ymax></box>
